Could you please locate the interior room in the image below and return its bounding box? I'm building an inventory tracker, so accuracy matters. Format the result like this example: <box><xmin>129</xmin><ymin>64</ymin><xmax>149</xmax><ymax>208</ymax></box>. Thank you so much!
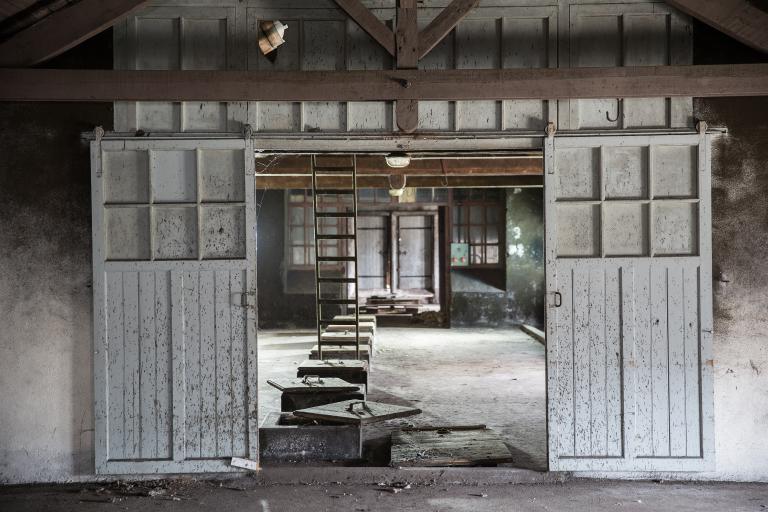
<box><xmin>253</xmin><ymin>154</ymin><xmax>547</xmax><ymax>468</ymax></box>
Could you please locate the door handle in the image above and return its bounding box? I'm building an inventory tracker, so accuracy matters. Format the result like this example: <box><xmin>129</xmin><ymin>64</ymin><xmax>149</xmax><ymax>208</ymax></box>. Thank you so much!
<box><xmin>553</xmin><ymin>291</ymin><xmax>562</xmax><ymax>308</ymax></box>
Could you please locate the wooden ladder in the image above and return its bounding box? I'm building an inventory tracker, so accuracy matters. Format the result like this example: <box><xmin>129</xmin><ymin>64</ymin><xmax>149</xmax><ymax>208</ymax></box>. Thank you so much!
<box><xmin>311</xmin><ymin>155</ymin><xmax>361</xmax><ymax>360</ymax></box>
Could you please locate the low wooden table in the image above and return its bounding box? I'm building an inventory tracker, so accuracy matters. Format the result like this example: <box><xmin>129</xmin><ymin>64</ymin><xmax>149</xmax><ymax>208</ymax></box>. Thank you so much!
<box><xmin>294</xmin><ymin>399</ymin><xmax>422</xmax><ymax>458</ymax></box>
<box><xmin>320</xmin><ymin>331</ymin><xmax>374</xmax><ymax>345</ymax></box>
<box><xmin>333</xmin><ymin>314</ymin><xmax>377</xmax><ymax>326</ymax></box>
<box><xmin>297</xmin><ymin>359</ymin><xmax>369</xmax><ymax>386</ymax></box>
<box><xmin>267</xmin><ymin>376</ymin><xmax>364</xmax><ymax>411</ymax></box>
<box><xmin>310</xmin><ymin>344</ymin><xmax>371</xmax><ymax>361</ymax></box>
<box><xmin>325</xmin><ymin>322</ymin><xmax>376</xmax><ymax>334</ymax></box>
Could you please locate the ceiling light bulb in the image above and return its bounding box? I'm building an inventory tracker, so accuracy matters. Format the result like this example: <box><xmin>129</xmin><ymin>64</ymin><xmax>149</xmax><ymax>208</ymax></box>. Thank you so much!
<box><xmin>385</xmin><ymin>153</ymin><xmax>411</xmax><ymax>168</ymax></box>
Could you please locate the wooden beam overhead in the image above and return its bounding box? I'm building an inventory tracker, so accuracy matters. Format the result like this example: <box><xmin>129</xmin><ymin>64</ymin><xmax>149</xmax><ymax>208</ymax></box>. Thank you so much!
<box><xmin>0</xmin><ymin>0</ymin><xmax>150</xmax><ymax>67</ymax></box>
<box><xmin>333</xmin><ymin>0</ymin><xmax>395</xmax><ymax>56</ymax></box>
<box><xmin>256</xmin><ymin>155</ymin><xmax>542</xmax><ymax>176</ymax></box>
<box><xmin>418</xmin><ymin>0</ymin><xmax>480</xmax><ymax>59</ymax></box>
<box><xmin>395</xmin><ymin>0</ymin><xmax>419</xmax><ymax>133</ymax></box>
<box><xmin>256</xmin><ymin>174</ymin><xmax>543</xmax><ymax>190</ymax></box>
<box><xmin>2</xmin><ymin>64</ymin><xmax>767</xmax><ymax>102</ymax></box>
<box><xmin>665</xmin><ymin>0</ymin><xmax>768</xmax><ymax>54</ymax></box>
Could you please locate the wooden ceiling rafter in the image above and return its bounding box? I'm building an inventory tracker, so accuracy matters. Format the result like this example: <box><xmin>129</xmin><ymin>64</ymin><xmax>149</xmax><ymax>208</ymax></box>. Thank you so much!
<box><xmin>665</xmin><ymin>0</ymin><xmax>768</xmax><ymax>54</ymax></box>
<box><xmin>0</xmin><ymin>0</ymin><xmax>149</xmax><ymax>67</ymax></box>
<box><xmin>333</xmin><ymin>0</ymin><xmax>480</xmax><ymax>133</ymax></box>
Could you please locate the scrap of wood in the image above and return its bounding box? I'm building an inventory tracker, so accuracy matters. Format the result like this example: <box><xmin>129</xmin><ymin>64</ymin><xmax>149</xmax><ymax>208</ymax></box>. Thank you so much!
<box><xmin>230</xmin><ymin>457</ymin><xmax>259</xmax><ymax>471</ymax></box>
<box><xmin>391</xmin><ymin>428</ymin><xmax>514</xmax><ymax>467</ymax></box>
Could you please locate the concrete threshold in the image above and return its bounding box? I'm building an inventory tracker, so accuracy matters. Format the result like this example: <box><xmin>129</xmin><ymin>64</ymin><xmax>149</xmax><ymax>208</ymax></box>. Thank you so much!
<box><xmin>252</xmin><ymin>466</ymin><xmax>568</xmax><ymax>486</ymax></box>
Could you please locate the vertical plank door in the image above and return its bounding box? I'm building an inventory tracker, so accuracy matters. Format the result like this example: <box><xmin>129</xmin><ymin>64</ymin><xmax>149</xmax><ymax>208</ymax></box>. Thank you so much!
<box><xmin>545</xmin><ymin>133</ymin><xmax>713</xmax><ymax>471</ymax></box>
<box><xmin>92</xmin><ymin>136</ymin><xmax>257</xmax><ymax>474</ymax></box>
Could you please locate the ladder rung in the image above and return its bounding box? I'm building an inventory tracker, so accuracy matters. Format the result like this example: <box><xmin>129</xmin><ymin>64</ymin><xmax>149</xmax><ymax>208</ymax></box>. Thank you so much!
<box><xmin>319</xmin><ymin>298</ymin><xmax>358</xmax><ymax>305</ymax></box>
<box><xmin>316</xmin><ymin>212</ymin><xmax>355</xmax><ymax>218</ymax></box>
<box><xmin>317</xmin><ymin>256</ymin><xmax>356</xmax><ymax>262</ymax></box>
<box><xmin>315</xmin><ymin>189</ymin><xmax>355</xmax><ymax>195</ymax></box>
<box><xmin>318</xmin><ymin>277</ymin><xmax>356</xmax><ymax>283</ymax></box>
<box><xmin>317</xmin><ymin>234</ymin><xmax>355</xmax><ymax>240</ymax></box>
<box><xmin>313</xmin><ymin>168</ymin><xmax>356</xmax><ymax>174</ymax></box>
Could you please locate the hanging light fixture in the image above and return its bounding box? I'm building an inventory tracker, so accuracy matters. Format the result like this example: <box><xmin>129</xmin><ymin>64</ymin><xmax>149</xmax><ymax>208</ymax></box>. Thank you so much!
<box><xmin>388</xmin><ymin>174</ymin><xmax>407</xmax><ymax>197</ymax></box>
<box><xmin>385</xmin><ymin>152</ymin><xmax>411</xmax><ymax>168</ymax></box>
<box><xmin>258</xmin><ymin>20</ymin><xmax>288</xmax><ymax>55</ymax></box>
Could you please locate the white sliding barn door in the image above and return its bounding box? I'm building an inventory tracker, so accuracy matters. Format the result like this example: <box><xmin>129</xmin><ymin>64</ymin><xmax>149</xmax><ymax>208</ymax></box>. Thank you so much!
<box><xmin>91</xmin><ymin>137</ymin><xmax>257</xmax><ymax>474</ymax></box>
<box><xmin>545</xmin><ymin>133</ymin><xmax>713</xmax><ymax>471</ymax></box>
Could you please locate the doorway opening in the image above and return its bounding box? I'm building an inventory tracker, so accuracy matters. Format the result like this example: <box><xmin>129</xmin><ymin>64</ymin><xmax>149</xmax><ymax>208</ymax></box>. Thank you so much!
<box><xmin>254</xmin><ymin>152</ymin><xmax>547</xmax><ymax>469</ymax></box>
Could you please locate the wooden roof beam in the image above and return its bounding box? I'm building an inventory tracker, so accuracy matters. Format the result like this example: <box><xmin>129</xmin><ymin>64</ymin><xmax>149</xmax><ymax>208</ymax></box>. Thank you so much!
<box><xmin>333</xmin><ymin>0</ymin><xmax>395</xmax><ymax>56</ymax></box>
<box><xmin>418</xmin><ymin>0</ymin><xmax>480</xmax><ymax>59</ymax></box>
<box><xmin>666</xmin><ymin>0</ymin><xmax>768</xmax><ymax>53</ymax></box>
<box><xmin>0</xmin><ymin>0</ymin><xmax>149</xmax><ymax>67</ymax></box>
<box><xmin>1</xmin><ymin>64</ymin><xmax>767</xmax><ymax>102</ymax></box>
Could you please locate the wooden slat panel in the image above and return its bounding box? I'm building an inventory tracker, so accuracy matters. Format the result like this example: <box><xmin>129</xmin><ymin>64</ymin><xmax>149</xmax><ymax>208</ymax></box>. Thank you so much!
<box><xmin>605</xmin><ymin>266</ymin><xmax>623</xmax><ymax>456</ymax></box>
<box><xmin>106</xmin><ymin>272</ymin><xmax>125</xmax><ymax>460</ymax></box>
<box><xmin>668</xmin><ymin>264</ymin><xmax>687</xmax><ymax>456</ymax></box>
<box><xmin>554</xmin><ymin>266</ymin><xmax>575</xmax><ymax>457</ymax></box>
<box><xmin>650</xmin><ymin>265</ymin><xmax>671</xmax><ymax>457</ymax></box>
<box><xmin>683</xmin><ymin>265</ymin><xmax>701</xmax><ymax>457</ymax></box>
<box><xmin>155</xmin><ymin>271</ymin><xmax>172</xmax><ymax>459</ymax></box>
<box><xmin>122</xmin><ymin>272</ymin><xmax>140</xmax><ymax>459</ymax></box>
<box><xmin>589</xmin><ymin>266</ymin><xmax>608</xmax><ymax>456</ymax></box>
<box><xmin>230</xmin><ymin>271</ymin><xmax>247</xmax><ymax>457</ymax></box>
<box><xmin>138</xmin><ymin>271</ymin><xmax>157</xmax><ymax>458</ymax></box>
<box><xmin>215</xmin><ymin>270</ymin><xmax>233</xmax><ymax>456</ymax></box>
<box><xmin>183</xmin><ymin>271</ymin><xmax>201</xmax><ymax>458</ymax></box>
<box><xmin>633</xmin><ymin>262</ymin><xmax>653</xmax><ymax>457</ymax></box>
<box><xmin>199</xmin><ymin>270</ymin><xmax>217</xmax><ymax>457</ymax></box>
<box><xmin>572</xmin><ymin>267</ymin><xmax>591</xmax><ymax>456</ymax></box>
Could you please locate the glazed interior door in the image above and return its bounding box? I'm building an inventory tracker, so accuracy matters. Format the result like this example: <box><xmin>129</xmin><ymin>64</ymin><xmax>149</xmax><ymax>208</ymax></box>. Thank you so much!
<box><xmin>91</xmin><ymin>136</ymin><xmax>257</xmax><ymax>474</ymax></box>
<box><xmin>394</xmin><ymin>213</ymin><xmax>437</xmax><ymax>292</ymax></box>
<box><xmin>545</xmin><ymin>132</ymin><xmax>714</xmax><ymax>471</ymax></box>
<box><xmin>357</xmin><ymin>215</ymin><xmax>389</xmax><ymax>292</ymax></box>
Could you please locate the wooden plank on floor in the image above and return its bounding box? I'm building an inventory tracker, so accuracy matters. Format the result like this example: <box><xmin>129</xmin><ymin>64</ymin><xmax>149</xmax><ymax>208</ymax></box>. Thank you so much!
<box><xmin>391</xmin><ymin>427</ymin><xmax>514</xmax><ymax>467</ymax></box>
<box><xmin>294</xmin><ymin>400</ymin><xmax>421</xmax><ymax>426</ymax></box>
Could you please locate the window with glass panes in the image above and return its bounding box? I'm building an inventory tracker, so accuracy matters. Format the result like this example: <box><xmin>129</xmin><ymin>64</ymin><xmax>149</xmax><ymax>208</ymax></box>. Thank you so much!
<box><xmin>286</xmin><ymin>190</ymin><xmax>351</xmax><ymax>267</ymax></box>
<box><xmin>452</xmin><ymin>189</ymin><xmax>503</xmax><ymax>266</ymax></box>
<box><xmin>357</xmin><ymin>188</ymin><xmax>392</xmax><ymax>205</ymax></box>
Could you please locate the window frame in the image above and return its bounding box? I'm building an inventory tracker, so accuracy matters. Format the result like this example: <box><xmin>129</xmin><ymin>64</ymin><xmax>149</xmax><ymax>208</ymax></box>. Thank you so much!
<box><xmin>451</xmin><ymin>191</ymin><xmax>505</xmax><ymax>268</ymax></box>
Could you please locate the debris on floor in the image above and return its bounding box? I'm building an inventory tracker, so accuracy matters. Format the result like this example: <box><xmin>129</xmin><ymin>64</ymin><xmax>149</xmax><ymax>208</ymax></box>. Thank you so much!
<box><xmin>391</xmin><ymin>426</ymin><xmax>514</xmax><ymax>467</ymax></box>
<box><xmin>76</xmin><ymin>479</ymin><xmax>194</xmax><ymax>503</ymax></box>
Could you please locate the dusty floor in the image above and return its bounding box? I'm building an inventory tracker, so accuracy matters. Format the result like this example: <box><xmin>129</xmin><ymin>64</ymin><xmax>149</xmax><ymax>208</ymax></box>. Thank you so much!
<box><xmin>258</xmin><ymin>326</ymin><xmax>547</xmax><ymax>469</ymax></box>
<box><xmin>1</xmin><ymin>479</ymin><xmax>767</xmax><ymax>511</ymax></box>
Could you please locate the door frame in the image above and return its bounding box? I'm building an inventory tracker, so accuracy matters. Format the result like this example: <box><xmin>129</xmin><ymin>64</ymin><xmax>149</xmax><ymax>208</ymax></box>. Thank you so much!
<box><xmin>391</xmin><ymin>211</ymin><xmax>440</xmax><ymax>298</ymax></box>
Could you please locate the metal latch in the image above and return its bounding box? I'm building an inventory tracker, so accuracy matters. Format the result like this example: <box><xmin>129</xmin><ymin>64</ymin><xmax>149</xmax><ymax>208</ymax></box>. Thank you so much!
<box><xmin>233</xmin><ymin>292</ymin><xmax>257</xmax><ymax>307</ymax></box>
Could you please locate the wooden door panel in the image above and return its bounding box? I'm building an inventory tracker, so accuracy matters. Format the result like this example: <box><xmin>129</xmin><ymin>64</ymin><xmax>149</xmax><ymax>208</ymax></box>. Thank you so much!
<box><xmin>545</xmin><ymin>133</ymin><xmax>713</xmax><ymax>472</ymax></box>
<box><xmin>396</xmin><ymin>214</ymin><xmax>434</xmax><ymax>291</ymax></box>
<box><xmin>358</xmin><ymin>215</ymin><xmax>388</xmax><ymax>291</ymax></box>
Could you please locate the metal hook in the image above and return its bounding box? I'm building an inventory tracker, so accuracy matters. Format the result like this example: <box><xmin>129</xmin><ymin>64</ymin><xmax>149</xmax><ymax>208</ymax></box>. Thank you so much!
<box><xmin>606</xmin><ymin>100</ymin><xmax>621</xmax><ymax>123</ymax></box>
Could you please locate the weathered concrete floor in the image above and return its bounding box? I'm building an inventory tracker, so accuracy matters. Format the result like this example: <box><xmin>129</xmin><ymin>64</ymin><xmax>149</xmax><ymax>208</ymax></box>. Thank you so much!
<box><xmin>1</xmin><ymin>480</ymin><xmax>766</xmax><ymax>512</ymax></box>
<box><xmin>258</xmin><ymin>326</ymin><xmax>546</xmax><ymax>469</ymax></box>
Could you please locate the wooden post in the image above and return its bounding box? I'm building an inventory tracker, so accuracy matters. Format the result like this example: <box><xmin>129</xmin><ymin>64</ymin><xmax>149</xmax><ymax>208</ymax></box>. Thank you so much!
<box><xmin>396</xmin><ymin>0</ymin><xmax>419</xmax><ymax>133</ymax></box>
